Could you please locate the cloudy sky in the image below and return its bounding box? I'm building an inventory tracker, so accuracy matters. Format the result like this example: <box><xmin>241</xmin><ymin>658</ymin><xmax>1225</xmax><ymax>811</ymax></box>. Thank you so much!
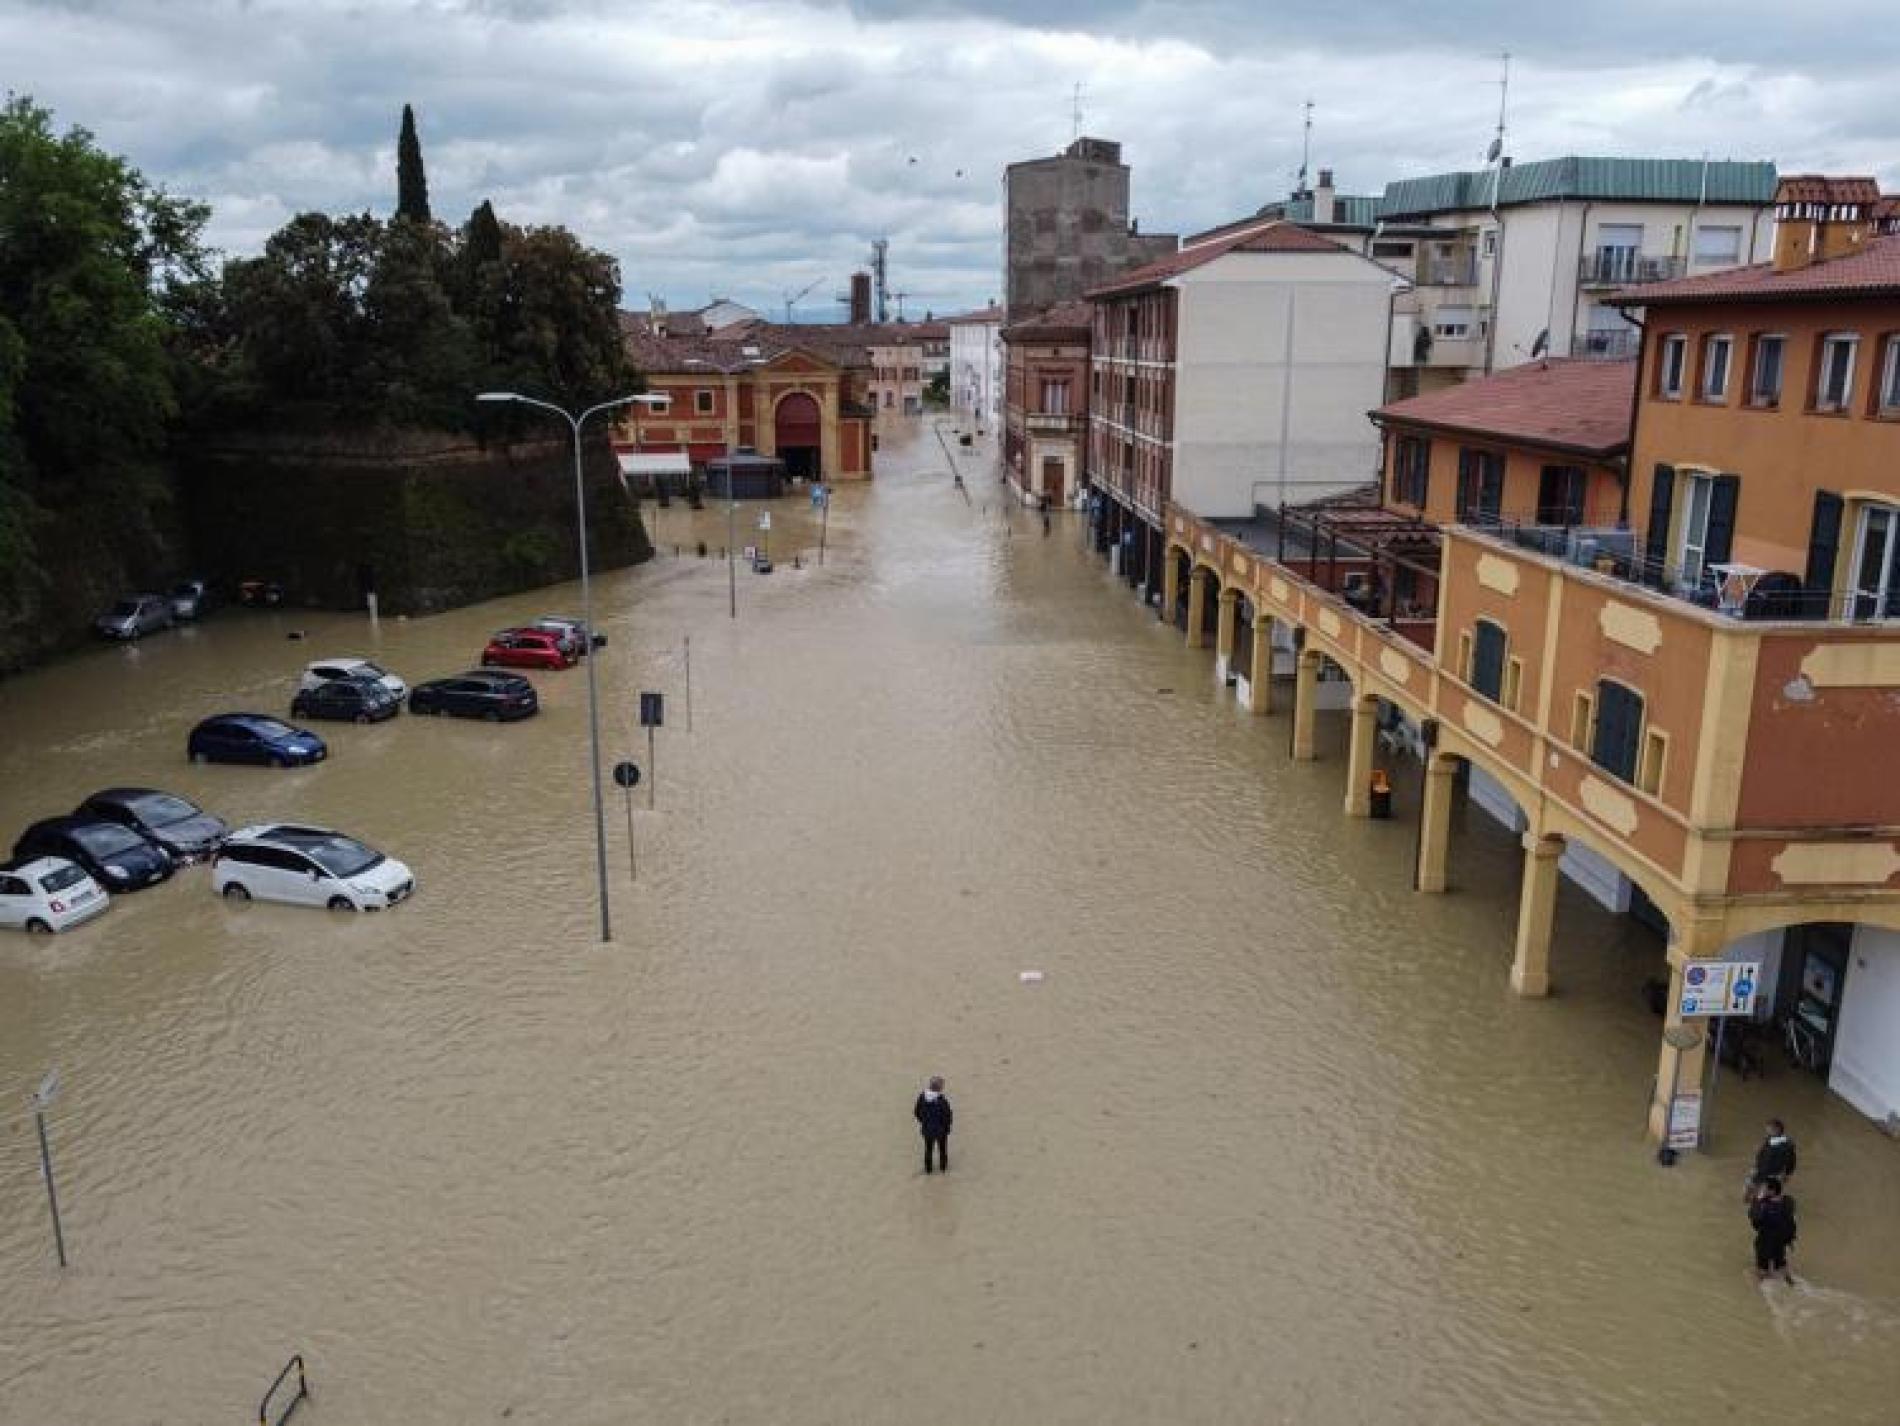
<box><xmin>8</xmin><ymin>0</ymin><xmax>1898</xmax><ymax>319</ymax></box>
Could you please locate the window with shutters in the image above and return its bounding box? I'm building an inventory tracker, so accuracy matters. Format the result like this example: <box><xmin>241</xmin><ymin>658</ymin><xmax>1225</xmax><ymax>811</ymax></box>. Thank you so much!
<box><xmin>1590</xmin><ymin>680</ymin><xmax>1645</xmax><ymax>784</ymax></box>
<box><xmin>1392</xmin><ymin>436</ymin><xmax>1430</xmax><ymax>506</ymax></box>
<box><xmin>1847</xmin><ymin>501</ymin><xmax>1900</xmax><ymax>621</ymax></box>
<box><xmin>1658</xmin><ymin>334</ymin><xmax>1687</xmax><ymax>399</ymax></box>
<box><xmin>1536</xmin><ymin>465</ymin><xmax>1586</xmax><ymax>526</ymax></box>
<box><xmin>1502</xmin><ymin>657</ymin><xmax>1524</xmax><ymax>714</ymax></box>
<box><xmin>1468</xmin><ymin>620</ymin><xmax>1507</xmax><ymax>701</ymax></box>
<box><xmin>1670</xmin><ymin>471</ymin><xmax>1738</xmax><ymax>594</ymax></box>
<box><xmin>1880</xmin><ymin>336</ymin><xmax>1900</xmax><ymax>414</ymax></box>
<box><xmin>1456</xmin><ymin>448</ymin><xmax>1504</xmax><ymax>522</ymax></box>
<box><xmin>1814</xmin><ymin>333</ymin><xmax>1858</xmax><ymax>412</ymax></box>
<box><xmin>1806</xmin><ymin>491</ymin><xmax>1845</xmax><ymax>615</ymax></box>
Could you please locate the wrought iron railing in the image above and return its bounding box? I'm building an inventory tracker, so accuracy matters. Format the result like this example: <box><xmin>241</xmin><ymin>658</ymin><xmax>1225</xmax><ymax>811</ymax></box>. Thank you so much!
<box><xmin>1578</xmin><ymin>253</ymin><xmax>1687</xmax><ymax>286</ymax></box>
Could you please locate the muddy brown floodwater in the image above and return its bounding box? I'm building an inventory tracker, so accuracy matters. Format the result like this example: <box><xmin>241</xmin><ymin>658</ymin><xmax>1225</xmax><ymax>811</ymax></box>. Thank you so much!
<box><xmin>3</xmin><ymin>420</ymin><xmax>1898</xmax><ymax>1425</ymax></box>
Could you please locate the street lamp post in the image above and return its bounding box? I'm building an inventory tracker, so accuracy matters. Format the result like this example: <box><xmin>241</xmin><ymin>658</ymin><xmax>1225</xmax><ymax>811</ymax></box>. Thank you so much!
<box><xmin>476</xmin><ymin>388</ymin><xmax>669</xmax><ymax>944</ymax></box>
<box><xmin>684</xmin><ymin>356</ymin><xmax>764</xmax><ymax>619</ymax></box>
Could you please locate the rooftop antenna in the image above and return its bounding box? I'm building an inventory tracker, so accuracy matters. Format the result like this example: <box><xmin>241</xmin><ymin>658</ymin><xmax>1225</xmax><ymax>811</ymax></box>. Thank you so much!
<box><xmin>870</xmin><ymin>238</ymin><xmax>890</xmax><ymax>325</ymax></box>
<box><xmin>1486</xmin><ymin>52</ymin><xmax>1510</xmax><ymax>186</ymax></box>
<box><xmin>1297</xmin><ymin>98</ymin><xmax>1314</xmax><ymax>194</ymax></box>
<box><xmin>1070</xmin><ymin>81</ymin><xmax>1085</xmax><ymax>143</ymax></box>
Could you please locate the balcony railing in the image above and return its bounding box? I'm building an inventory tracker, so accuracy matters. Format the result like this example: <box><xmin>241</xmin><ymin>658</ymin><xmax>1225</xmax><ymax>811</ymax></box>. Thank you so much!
<box><xmin>1420</xmin><ymin>259</ymin><xmax>1479</xmax><ymax>287</ymax></box>
<box><xmin>1026</xmin><ymin>411</ymin><xmax>1081</xmax><ymax>433</ymax></box>
<box><xmin>1575</xmin><ymin>328</ymin><xmax>1640</xmax><ymax>360</ymax></box>
<box><xmin>1577</xmin><ymin>253</ymin><xmax>1687</xmax><ymax>287</ymax></box>
<box><xmin>1460</xmin><ymin>512</ymin><xmax>1877</xmax><ymax>622</ymax></box>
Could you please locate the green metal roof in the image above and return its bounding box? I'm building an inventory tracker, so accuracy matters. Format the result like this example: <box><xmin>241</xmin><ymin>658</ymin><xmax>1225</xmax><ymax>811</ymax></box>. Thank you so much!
<box><xmin>1378</xmin><ymin>158</ymin><xmax>1778</xmax><ymax>218</ymax></box>
<box><xmin>1256</xmin><ymin>193</ymin><xmax>1382</xmax><ymax>228</ymax></box>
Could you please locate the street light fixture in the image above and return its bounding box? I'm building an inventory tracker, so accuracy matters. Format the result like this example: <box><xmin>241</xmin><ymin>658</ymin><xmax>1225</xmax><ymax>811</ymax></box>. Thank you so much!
<box><xmin>684</xmin><ymin>356</ymin><xmax>766</xmax><ymax>619</ymax></box>
<box><xmin>476</xmin><ymin>388</ymin><xmax>669</xmax><ymax>944</ymax></box>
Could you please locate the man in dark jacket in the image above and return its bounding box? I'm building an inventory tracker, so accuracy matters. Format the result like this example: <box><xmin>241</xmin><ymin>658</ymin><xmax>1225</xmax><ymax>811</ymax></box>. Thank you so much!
<box><xmin>1746</xmin><ymin>1119</ymin><xmax>1798</xmax><ymax>1203</ymax></box>
<box><xmin>914</xmin><ymin>1076</ymin><xmax>953</xmax><ymax>1174</ymax></box>
<box><xmin>1749</xmin><ymin>1177</ymin><xmax>1797</xmax><ymax>1283</ymax></box>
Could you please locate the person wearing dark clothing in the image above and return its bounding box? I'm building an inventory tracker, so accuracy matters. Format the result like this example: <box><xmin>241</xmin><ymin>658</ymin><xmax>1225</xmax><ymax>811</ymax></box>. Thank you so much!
<box><xmin>1746</xmin><ymin>1119</ymin><xmax>1798</xmax><ymax>1203</ymax></box>
<box><xmin>1748</xmin><ymin>1177</ymin><xmax>1797</xmax><ymax>1282</ymax></box>
<box><xmin>914</xmin><ymin>1075</ymin><xmax>953</xmax><ymax>1173</ymax></box>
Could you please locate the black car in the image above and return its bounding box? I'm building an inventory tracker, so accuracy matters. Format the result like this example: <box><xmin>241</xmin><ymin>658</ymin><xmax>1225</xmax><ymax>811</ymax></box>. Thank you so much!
<box><xmin>291</xmin><ymin>676</ymin><xmax>401</xmax><ymax>724</ymax></box>
<box><xmin>187</xmin><ymin>713</ymin><xmax>327</xmax><ymax>767</ymax></box>
<box><xmin>77</xmin><ymin>788</ymin><xmax>228</xmax><ymax>862</ymax></box>
<box><xmin>409</xmin><ymin>671</ymin><xmax>539</xmax><ymax>721</ymax></box>
<box><xmin>13</xmin><ymin>815</ymin><xmax>175</xmax><ymax>892</ymax></box>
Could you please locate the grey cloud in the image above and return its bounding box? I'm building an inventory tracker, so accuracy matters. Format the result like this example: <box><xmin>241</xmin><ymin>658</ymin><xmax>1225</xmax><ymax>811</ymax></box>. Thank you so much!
<box><xmin>4</xmin><ymin>0</ymin><xmax>1897</xmax><ymax>318</ymax></box>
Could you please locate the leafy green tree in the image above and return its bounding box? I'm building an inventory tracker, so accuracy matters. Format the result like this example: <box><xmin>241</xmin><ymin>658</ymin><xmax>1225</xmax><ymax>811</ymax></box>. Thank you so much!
<box><xmin>0</xmin><ymin>95</ymin><xmax>206</xmax><ymax>649</ymax></box>
<box><xmin>396</xmin><ymin>103</ymin><xmax>430</xmax><ymax>224</ymax></box>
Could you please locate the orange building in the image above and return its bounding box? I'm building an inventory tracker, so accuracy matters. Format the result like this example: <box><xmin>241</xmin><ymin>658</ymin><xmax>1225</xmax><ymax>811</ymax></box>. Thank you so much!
<box><xmin>1153</xmin><ymin>176</ymin><xmax>1900</xmax><ymax>1142</ymax></box>
<box><xmin>616</xmin><ymin>326</ymin><xmax>874</xmax><ymax>481</ymax></box>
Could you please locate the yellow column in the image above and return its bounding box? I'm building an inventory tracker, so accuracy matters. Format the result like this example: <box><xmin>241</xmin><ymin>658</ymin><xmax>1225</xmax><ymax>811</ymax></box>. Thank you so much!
<box><xmin>1343</xmin><ymin>693</ymin><xmax>1378</xmax><ymax>816</ymax></box>
<box><xmin>1215</xmin><ymin>589</ymin><xmax>1238</xmax><ymax>675</ymax></box>
<box><xmin>1248</xmin><ymin>614</ymin><xmax>1274</xmax><ymax>714</ymax></box>
<box><xmin>1509</xmin><ymin>832</ymin><xmax>1565</xmax><ymax>997</ymax></box>
<box><xmin>1416</xmin><ymin>753</ymin><xmax>1457</xmax><ymax>892</ymax></box>
<box><xmin>1291</xmin><ymin>647</ymin><xmax>1320</xmax><ymax>760</ymax></box>
<box><xmin>1185</xmin><ymin>569</ymin><xmax>1209</xmax><ymax>648</ymax></box>
<box><xmin>1162</xmin><ymin>549</ymin><xmax>1181</xmax><ymax>620</ymax></box>
<box><xmin>1646</xmin><ymin>920</ymin><xmax>1722</xmax><ymax>1143</ymax></box>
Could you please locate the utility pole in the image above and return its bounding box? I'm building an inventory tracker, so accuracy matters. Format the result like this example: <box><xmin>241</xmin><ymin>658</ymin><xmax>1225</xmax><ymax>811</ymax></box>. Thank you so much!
<box><xmin>1297</xmin><ymin>98</ymin><xmax>1313</xmax><ymax>193</ymax></box>
<box><xmin>871</xmin><ymin>239</ymin><xmax>890</xmax><ymax>325</ymax></box>
<box><xmin>1482</xmin><ymin>51</ymin><xmax>1511</xmax><ymax>375</ymax></box>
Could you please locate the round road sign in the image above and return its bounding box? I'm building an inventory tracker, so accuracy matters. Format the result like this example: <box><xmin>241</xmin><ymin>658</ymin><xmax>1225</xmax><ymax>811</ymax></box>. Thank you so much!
<box><xmin>613</xmin><ymin>761</ymin><xmax>642</xmax><ymax>788</ymax></box>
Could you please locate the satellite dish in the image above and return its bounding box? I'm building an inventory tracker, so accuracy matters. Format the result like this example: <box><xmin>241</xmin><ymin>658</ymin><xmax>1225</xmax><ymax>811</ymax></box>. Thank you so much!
<box><xmin>1529</xmin><ymin>328</ymin><xmax>1549</xmax><ymax>359</ymax></box>
<box><xmin>1486</xmin><ymin>136</ymin><xmax>1503</xmax><ymax>162</ymax></box>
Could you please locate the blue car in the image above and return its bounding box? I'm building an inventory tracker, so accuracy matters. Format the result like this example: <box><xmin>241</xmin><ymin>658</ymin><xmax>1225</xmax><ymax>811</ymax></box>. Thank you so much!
<box><xmin>187</xmin><ymin>713</ymin><xmax>327</xmax><ymax>768</ymax></box>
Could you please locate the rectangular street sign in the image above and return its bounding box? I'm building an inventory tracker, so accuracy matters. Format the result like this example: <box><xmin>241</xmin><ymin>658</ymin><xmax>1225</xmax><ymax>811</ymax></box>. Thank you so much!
<box><xmin>1666</xmin><ymin>1093</ymin><xmax>1702</xmax><ymax>1150</ymax></box>
<box><xmin>33</xmin><ymin>1068</ymin><xmax>59</xmax><ymax>1108</ymax></box>
<box><xmin>1677</xmin><ymin>960</ymin><xmax>1762</xmax><ymax>1018</ymax></box>
<box><xmin>811</xmin><ymin>485</ymin><xmax>828</xmax><ymax>508</ymax></box>
<box><xmin>758</xmin><ymin>511</ymin><xmax>773</xmax><ymax>531</ymax></box>
<box><xmin>638</xmin><ymin>691</ymin><xmax>664</xmax><ymax>728</ymax></box>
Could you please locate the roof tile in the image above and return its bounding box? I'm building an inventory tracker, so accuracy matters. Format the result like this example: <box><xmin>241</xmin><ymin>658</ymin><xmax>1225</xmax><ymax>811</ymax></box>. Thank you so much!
<box><xmin>1612</xmin><ymin>231</ymin><xmax>1900</xmax><ymax>306</ymax></box>
<box><xmin>1374</xmin><ymin>359</ymin><xmax>1634</xmax><ymax>457</ymax></box>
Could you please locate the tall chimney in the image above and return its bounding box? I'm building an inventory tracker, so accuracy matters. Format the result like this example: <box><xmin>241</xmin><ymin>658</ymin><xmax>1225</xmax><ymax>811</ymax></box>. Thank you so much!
<box><xmin>849</xmin><ymin>271</ymin><xmax>872</xmax><ymax>325</ymax></box>
<box><xmin>1314</xmin><ymin>168</ymin><xmax>1336</xmax><ymax>225</ymax></box>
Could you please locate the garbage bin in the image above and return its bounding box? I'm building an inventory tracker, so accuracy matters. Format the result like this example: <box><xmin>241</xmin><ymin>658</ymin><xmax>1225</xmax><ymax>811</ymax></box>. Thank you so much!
<box><xmin>1369</xmin><ymin>768</ymin><xmax>1393</xmax><ymax>819</ymax></box>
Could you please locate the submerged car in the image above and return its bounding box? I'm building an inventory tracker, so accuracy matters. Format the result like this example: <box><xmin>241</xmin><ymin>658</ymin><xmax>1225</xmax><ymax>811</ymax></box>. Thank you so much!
<box><xmin>187</xmin><ymin>714</ymin><xmax>327</xmax><ymax>767</ymax></box>
<box><xmin>12</xmin><ymin>816</ymin><xmax>175</xmax><ymax>892</ymax></box>
<box><xmin>298</xmin><ymin>657</ymin><xmax>407</xmax><ymax>702</ymax></box>
<box><xmin>95</xmin><ymin>593</ymin><xmax>174</xmax><ymax>640</ymax></box>
<box><xmin>169</xmin><ymin>578</ymin><xmax>214</xmax><ymax>621</ymax></box>
<box><xmin>481</xmin><ymin>628</ymin><xmax>574</xmax><ymax>671</ymax></box>
<box><xmin>532</xmin><ymin>616</ymin><xmax>605</xmax><ymax>658</ymax></box>
<box><xmin>77</xmin><ymin>788</ymin><xmax>228</xmax><ymax>862</ymax></box>
<box><xmin>408</xmin><ymin>671</ymin><xmax>539</xmax><ymax>721</ymax></box>
<box><xmin>290</xmin><ymin>676</ymin><xmax>401</xmax><ymax>723</ymax></box>
<box><xmin>212</xmin><ymin>824</ymin><xmax>414</xmax><ymax>911</ymax></box>
<box><xmin>0</xmin><ymin>857</ymin><xmax>109</xmax><ymax>934</ymax></box>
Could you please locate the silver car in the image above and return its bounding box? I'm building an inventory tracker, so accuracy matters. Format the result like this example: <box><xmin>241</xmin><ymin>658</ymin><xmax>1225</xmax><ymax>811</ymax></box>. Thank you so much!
<box><xmin>94</xmin><ymin>593</ymin><xmax>174</xmax><ymax>641</ymax></box>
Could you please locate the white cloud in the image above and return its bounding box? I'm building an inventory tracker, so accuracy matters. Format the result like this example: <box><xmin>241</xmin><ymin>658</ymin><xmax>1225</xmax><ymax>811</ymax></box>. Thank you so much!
<box><xmin>4</xmin><ymin>0</ymin><xmax>1897</xmax><ymax>318</ymax></box>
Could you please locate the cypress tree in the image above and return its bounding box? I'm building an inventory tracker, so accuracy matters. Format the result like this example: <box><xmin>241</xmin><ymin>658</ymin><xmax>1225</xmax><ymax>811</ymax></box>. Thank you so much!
<box><xmin>466</xmin><ymin>199</ymin><xmax>503</xmax><ymax>267</ymax></box>
<box><xmin>396</xmin><ymin>103</ymin><xmax>431</xmax><ymax>223</ymax></box>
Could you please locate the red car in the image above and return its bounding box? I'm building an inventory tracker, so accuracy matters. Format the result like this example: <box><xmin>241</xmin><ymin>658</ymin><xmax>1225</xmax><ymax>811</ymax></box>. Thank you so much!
<box><xmin>480</xmin><ymin>628</ymin><xmax>576</xmax><ymax>671</ymax></box>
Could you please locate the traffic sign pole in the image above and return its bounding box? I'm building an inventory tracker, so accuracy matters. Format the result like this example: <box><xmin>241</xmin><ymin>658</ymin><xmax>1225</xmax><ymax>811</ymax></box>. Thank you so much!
<box><xmin>30</xmin><ymin>1072</ymin><xmax>67</xmax><ymax>1269</ymax></box>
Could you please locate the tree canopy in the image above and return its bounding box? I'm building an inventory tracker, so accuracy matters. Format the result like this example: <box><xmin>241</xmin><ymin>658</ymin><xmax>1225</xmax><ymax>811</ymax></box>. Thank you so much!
<box><xmin>0</xmin><ymin>95</ymin><xmax>208</xmax><ymax>619</ymax></box>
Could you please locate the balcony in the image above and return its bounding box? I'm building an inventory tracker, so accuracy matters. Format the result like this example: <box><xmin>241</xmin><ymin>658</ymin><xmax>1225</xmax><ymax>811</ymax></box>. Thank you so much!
<box><xmin>1460</xmin><ymin>512</ymin><xmax>1869</xmax><ymax>623</ymax></box>
<box><xmin>1575</xmin><ymin>328</ymin><xmax>1639</xmax><ymax>361</ymax></box>
<box><xmin>1577</xmin><ymin>253</ymin><xmax>1687</xmax><ymax>287</ymax></box>
<box><xmin>1026</xmin><ymin>411</ymin><xmax>1082</xmax><ymax>434</ymax></box>
<box><xmin>1419</xmin><ymin>258</ymin><xmax>1478</xmax><ymax>287</ymax></box>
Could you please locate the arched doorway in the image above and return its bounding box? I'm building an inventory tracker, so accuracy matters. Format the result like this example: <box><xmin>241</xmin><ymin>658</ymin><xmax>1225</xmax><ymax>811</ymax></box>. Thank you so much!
<box><xmin>774</xmin><ymin>392</ymin><xmax>822</xmax><ymax>481</ymax></box>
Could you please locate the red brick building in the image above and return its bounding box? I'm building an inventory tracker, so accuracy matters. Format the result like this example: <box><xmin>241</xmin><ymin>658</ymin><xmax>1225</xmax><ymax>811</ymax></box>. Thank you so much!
<box><xmin>1001</xmin><ymin>300</ymin><xmax>1091</xmax><ymax>505</ymax></box>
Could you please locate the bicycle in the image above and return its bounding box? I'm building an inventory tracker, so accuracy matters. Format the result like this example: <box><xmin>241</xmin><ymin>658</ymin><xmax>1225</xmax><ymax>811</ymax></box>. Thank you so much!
<box><xmin>1783</xmin><ymin>1016</ymin><xmax>1825</xmax><ymax>1072</ymax></box>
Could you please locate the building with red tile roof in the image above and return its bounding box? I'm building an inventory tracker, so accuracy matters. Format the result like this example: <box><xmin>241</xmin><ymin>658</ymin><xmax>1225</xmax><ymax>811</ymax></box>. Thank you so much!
<box><xmin>1372</xmin><ymin>358</ymin><xmax>1634</xmax><ymax>459</ymax></box>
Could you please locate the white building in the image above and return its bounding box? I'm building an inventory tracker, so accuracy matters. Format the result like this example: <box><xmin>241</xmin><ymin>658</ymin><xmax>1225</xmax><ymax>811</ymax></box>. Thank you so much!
<box><xmin>1370</xmin><ymin>157</ymin><xmax>1777</xmax><ymax>394</ymax></box>
<box><xmin>1087</xmin><ymin>218</ymin><xmax>1396</xmax><ymax>531</ymax></box>
<box><xmin>945</xmin><ymin>305</ymin><xmax>1004</xmax><ymax>431</ymax></box>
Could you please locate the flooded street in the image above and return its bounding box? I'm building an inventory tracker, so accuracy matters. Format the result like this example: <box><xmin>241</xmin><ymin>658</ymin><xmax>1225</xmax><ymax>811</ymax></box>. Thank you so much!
<box><xmin>3</xmin><ymin>419</ymin><xmax>1898</xmax><ymax>1424</ymax></box>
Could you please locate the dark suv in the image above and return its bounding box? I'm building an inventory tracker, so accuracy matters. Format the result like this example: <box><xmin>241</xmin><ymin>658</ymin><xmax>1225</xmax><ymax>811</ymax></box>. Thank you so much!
<box><xmin>409</xmin><ymin>671</ymin><xmax>539</xmax><ymax>721</ymax></box>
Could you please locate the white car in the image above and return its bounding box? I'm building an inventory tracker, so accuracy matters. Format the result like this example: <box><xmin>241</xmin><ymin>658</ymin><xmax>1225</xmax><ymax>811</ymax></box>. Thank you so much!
<box><xmin>212</xmin><ymin>824</ymin><xmax>415</xmax><ymax>912</ymax></box>
<box><xmin>0</xmin><ymin>857</ymin><xmax>110</xmax><ymax>933</ymax></box>
<box><xmin>299</xmin><ymin>658</ymin><xmax>407</xmax><ymax>702</ymax></box>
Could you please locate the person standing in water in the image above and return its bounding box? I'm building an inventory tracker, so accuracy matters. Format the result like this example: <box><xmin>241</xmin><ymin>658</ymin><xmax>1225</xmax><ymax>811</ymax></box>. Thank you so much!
<box><xmin>1748</xmin><ymin>1177</ymin><xmax>1797</xmax><ymax>1283</ymax></box>
<box><xmin>1746</xmin><ymin>1119</ymin><xmax>1798</xmax><ymax>1203</ymax></box>
<box><xmin>914</xmin><ymin>1076</ymin><xmax>953</xmax><ymax>1174</ymax></box>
